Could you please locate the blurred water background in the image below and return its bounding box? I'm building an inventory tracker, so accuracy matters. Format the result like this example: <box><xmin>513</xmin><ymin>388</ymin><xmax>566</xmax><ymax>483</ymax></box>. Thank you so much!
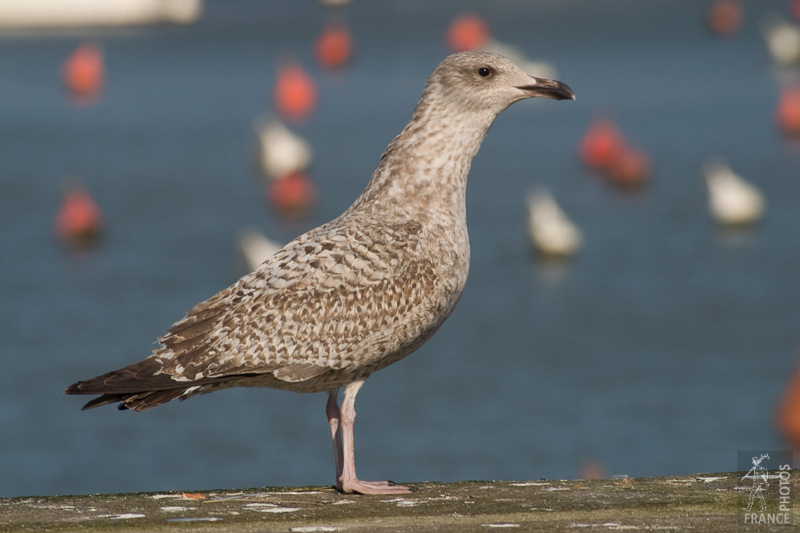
<box><xmin>2</xmin><ymin>0</ymin><xmax>799</xmax><ymax>497</ymax></box>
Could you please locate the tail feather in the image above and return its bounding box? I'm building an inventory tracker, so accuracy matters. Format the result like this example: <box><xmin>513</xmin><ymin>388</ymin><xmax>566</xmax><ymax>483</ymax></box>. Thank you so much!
<box><xmin>69</xmin><ymin>385</ymin><xmax>196</xmax><ymax>412</ymax></box>
<box><xmin>80</xmin><ymin>393</ymin><xmax>127</xmax><ymax>411</ymax></box>
<box><xmin>66</xmin><ymin>357</ymin><xmax>178</xmax><ymax>394</ymax></box>
<box><xmin>65</xmin><ymin>356</ymin><xmax>204</xmax><ymax>412</ymax></box>
<box><xmin>122</xmin><ymin>389</ymin><xmax>193</xmax><ymax>411</ymax></box>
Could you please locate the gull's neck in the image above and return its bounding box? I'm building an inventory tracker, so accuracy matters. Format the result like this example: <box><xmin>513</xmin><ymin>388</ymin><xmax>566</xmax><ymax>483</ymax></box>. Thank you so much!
<box><xmin>347</xmin><ymin>88</ymin><xmax>496</xmax><ymax>224</ymax></box>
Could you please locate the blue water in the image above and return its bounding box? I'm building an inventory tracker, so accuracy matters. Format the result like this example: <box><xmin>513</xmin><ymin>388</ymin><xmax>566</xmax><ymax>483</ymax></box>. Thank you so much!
<box><xmin>2</xmin><ymin>0</ymin><xmax>799</xmax><ymax>497</ymax></box>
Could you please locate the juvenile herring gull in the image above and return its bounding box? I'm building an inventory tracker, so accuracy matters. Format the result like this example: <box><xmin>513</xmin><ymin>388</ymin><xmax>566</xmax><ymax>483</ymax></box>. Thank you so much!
<box><xmin>66</xmin><ymin>51</ymin><xmax>575</xmax><ymax>494</ymax></box>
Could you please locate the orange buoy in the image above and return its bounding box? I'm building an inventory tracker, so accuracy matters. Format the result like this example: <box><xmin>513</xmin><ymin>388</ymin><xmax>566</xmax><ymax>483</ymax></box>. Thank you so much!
<box><xmin>315</xmin><ymin>21</ymin><xmax>354</xmax><ymax>69</ymax></box>
<box><xmin>268</xmin><ymin>171</ymin><xmax>317</xmax><ymax>216</ymax></box>
<box><xmin>706</xmin><ymin>0</ymin><xmax>743</xmax><ymax>37</ymax></box>
<box><xmin>446</xmin><ymin>13</ymin><xmax>490</xmax><ymax>52</ymax></box>
<box><xmin>273</xmin><ymin>60</ymin><xmax>318</xmax><ymax>122</ymax></box>
<box><xmin>776</xmin><ymin>356</ymin><xmax>800</xmax><ymax>450</ymax></box>
<box><xmin>63</xmin><ymin>42</ymin><xmax>104</xmax><ymax>103</ymax></box>
<box><xmin>579</xmin><ymin>117</ymin><xmax>627</xmax><ymax>171</ymax></box>
<box><xmin>791</xmin><ymin>0</ymin><xmax>800</xmax><ymax>23</ymax></box>
<box><xmin>606</xmin><ymin>146</ymin><xmax>651</xmax><ymax>188</ymax></box>
<box><xmin>55</xmin><ymin>180</ymin><xmax>104</xmax><ymax>248</ymax></box>
<box><xmin>776</xmin><ymin>84</ymin><xmax>800</xmax><ymax>137</ymax></box>
<box><xmin>578</xmin><ymin>459</ymin><xmax>607</xmax><ymax>481</ymax></box>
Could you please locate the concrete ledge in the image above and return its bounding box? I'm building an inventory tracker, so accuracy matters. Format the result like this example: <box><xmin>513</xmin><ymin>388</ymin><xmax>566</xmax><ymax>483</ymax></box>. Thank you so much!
<box><xmin>1</xmin><ymin>472</ymin><xmax>797</xmax><ymax>532</ymax></box>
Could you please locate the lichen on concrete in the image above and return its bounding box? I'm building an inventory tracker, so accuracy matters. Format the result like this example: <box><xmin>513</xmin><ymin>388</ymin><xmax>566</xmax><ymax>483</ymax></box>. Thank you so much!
<box><xmin>0</xmin><ymin>472</ymin><xmax>797</xmax><ymax>532</ymax></box>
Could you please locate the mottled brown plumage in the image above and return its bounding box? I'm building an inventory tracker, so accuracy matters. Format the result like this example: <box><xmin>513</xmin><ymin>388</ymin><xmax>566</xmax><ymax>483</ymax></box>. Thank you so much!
<box><xmin>66</xmin><ymin>51</ymin><xmax>574</xmax><ymax>494</ymax></box>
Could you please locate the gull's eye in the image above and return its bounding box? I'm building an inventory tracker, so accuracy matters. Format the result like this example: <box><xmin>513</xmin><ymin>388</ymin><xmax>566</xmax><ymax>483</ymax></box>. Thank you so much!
<box><xmin>478</xmin><ymin>66</ymin><xmax>493</xmax><ymax>78</ymax></box>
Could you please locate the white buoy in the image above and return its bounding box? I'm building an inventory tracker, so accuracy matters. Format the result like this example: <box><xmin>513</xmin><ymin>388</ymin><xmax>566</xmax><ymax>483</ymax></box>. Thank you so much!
<box><xmin>0</xmin><ymin>0</ymin><xmax>202</xmax><ymax>28</ymax></box>
<box><xmin>703</xmin><ymin>158</ymin><xmax>765</xmax><ymax>226</ymax></box>
<box><xmin>526</xmin><ymin>186</ymin><xmax>582</xmax><ymax>258</ymax></box>
<box><xmin>762</xmin><ymin>13</ymin><xmax>800</xmax><ymax>66</ymax></box>
<box><xmin>238</xmin><ymin>227</ymin><xmax>283</xmax><ymax>271</ymax></box>
<box><xmin>254</xmin><ymin>116</ymin><xmax>313</xmax><ymax>181</ymax></box>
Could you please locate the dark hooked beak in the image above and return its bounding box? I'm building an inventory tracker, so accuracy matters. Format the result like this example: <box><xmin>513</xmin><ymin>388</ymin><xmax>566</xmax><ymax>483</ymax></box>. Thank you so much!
<box><xmin>517</xmin><ymin>77</ymin><xmax>576</xmax><ymax>101</ymax></box>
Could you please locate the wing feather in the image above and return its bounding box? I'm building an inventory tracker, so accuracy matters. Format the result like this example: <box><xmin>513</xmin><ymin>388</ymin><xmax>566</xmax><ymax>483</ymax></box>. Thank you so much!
<box><xmin>153</xmin><ymin>219</ymin><xmax>431</xmax><ymax>382</ymax></box>
<box><xmin>68</xmin><ymin>218</ymin><xmax>436</xmax><ymax>407</ymax></box>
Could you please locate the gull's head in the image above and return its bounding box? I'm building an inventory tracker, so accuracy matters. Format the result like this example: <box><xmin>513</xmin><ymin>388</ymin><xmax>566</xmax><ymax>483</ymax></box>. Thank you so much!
<box><xmin>426</xmin><ymin>51</ymin><xmax>575</xmax><ymax>116</ymax></box>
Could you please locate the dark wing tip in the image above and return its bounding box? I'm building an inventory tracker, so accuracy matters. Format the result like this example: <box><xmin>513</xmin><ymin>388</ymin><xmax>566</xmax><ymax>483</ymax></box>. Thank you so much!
<box><xmin>80</xmin><ymin>394</ymin><xmax>125</xmax><ymax>410</ymax></box>
<box><xmin>64</xmin><ymin>382</ymin><xmax>83</xmax><ymax>395</ymax></box>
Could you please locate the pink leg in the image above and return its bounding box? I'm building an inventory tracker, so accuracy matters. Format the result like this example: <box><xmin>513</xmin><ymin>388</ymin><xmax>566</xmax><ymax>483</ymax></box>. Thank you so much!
<box><xmin>337</xmin><ymin>380</ymin><xmax>413</xmax><ymax>494</ymax></box>
<box><xmin>326</xmin><ymin>389</ymin><xmax>343</xmax><ymax>491</ymax></box>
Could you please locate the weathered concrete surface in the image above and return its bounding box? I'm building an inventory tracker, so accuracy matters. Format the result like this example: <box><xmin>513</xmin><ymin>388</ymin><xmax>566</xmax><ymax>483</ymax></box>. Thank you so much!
<box><xmin>0</xmin><ymin>472</ymin><xmax>797</xmax><ymax>532</ymax></box>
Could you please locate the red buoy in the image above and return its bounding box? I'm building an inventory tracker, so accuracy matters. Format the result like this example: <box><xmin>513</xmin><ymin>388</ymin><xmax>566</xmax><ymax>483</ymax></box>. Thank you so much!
<box><xmin>315</xmin><ymin>21</ymin><xmax>354</xmax><ymax>69</ymax></box>
<box><xmin>268</xmin><ymin>171</ymin><xmax>317</xmax><ymax>216</ymax></box>
<box><xmin>776</xmin><ymin>84</ymin><xmax>800</xmax><ymax>137</ymax></box>
<box><xmin>776</xmin><ymin>356</ymin><xmax>800</xmax><ymax>450</ymax></box>
<box><xmin>606</xmin><ymin>146</ymin><xmax>651</xmax><ymax>189</ymax></box>
<box><xmin>706</xmin><ymin>0</ymin><xmax>743</xmax><ymax>37</ymax></box>
<box><xmin>63</xmin><ymin>42</ymin><xmax>104</xmax><ymax>103</ymax></box>
<box><xmin>274</xmin><ymin>60</ymin><xmax>318</xmax><ymax>122</ymax></box>
<box><xmin>579</xmin><ymin>117</ymin><xmax>627</xmax><ymax>171</ymax></box>
<box><xmin>55</xmin><ymin>180</ymin><xmax>104</xmax><ymax>248</ymax></box>
<box><xmin>446</xmin><ymin>13</ymin><xmax>490</xmax><ymax>52</ymax></box>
